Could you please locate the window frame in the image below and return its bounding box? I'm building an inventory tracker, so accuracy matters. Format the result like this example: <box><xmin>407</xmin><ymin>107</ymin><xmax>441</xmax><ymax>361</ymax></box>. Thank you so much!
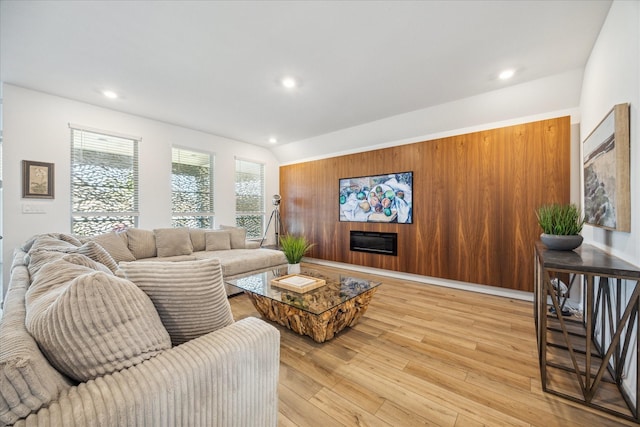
<box><xmin>171</xmin><ymin>146</ymin><xmax>215</xmax><ymax>228</ymax></box>
<box><xmin>234</xmin><ymin>158</ymin><xmax>265</xmax><ymax>239</ymax></box>
<box><xmin>69</xmin><ymin>125</ymin><xmax>140</xmax><ymax>236</ymax></box>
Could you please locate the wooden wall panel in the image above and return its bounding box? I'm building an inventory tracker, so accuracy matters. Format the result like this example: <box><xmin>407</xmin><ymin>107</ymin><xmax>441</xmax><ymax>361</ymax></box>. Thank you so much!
<box><xmin>279</xmin><ymin>117</ymin><xmax>570</xmax><ymax>292</ymax></box>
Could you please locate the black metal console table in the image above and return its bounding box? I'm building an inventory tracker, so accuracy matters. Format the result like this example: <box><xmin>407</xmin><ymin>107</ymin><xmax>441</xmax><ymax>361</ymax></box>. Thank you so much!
<box><xmin>534</xmin><ymin>242</ymin><xmax>640</xmax><ymax>422</ymax></box>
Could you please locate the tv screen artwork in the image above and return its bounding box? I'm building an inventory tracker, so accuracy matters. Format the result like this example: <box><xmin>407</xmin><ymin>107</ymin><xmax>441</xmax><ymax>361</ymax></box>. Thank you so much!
<box><xmin>339</xmin><ymin>171</ymin><xmax>413</xmax><ymax>223</ymax></box>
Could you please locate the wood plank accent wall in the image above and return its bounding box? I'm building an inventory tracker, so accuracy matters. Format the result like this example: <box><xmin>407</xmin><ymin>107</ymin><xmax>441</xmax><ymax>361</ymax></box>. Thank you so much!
<box><xmin>279</xmin><ymin>117</ymin><xmax>570</xmax><ymax>292</ymax></box>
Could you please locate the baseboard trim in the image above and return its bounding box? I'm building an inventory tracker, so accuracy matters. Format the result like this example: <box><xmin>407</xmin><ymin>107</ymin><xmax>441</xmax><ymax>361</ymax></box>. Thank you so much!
<box><xmin>303</xmin><ymin>258</ymin><xmax>533</xmax><ymax>302</ymax></box>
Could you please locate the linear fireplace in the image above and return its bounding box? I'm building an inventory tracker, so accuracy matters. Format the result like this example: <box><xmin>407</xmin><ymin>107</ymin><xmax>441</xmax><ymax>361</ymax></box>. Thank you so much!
<box><xmin>350</xmin><ymin>231</ymin><xmax>398</xmax><ymax>256</ymax></box>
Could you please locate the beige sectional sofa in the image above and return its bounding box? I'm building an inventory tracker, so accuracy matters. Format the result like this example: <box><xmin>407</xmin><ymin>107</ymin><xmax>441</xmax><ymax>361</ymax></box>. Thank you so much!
<box><xmin>93</xmin><ymin>225</ymin><xmax>287</xmax><ymax>279</ymax></box>
<box><xmin>0</xmin><ymin>228</ymin><xmax>283</xmax><ymax>426</ymax></box>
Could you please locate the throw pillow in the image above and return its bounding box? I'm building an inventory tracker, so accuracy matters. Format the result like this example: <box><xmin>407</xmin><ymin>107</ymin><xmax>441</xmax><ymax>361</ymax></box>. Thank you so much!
<box><xmin>126</xmin><ymin>228</ymin><xmax>157</xmax><ymax>259</ymax></box>
<box><xmin>205</xmin><ymin>231</ymin><xmax>231</xmax><ymax>251</ymax></box>
<box><xmin>153</xmin><ymin>228</ymin><xmax>193</xmax><ymax>257</ymax></box>
<box><xmin>189</xmin><ymin>228</ymin><xmax>207</xmax><ymax>252</ymax></box>
<box><xmin>117</xmin><ymin>258</ymin><xmax>234</xmax><ymax>346</ymax></box>
<box><xmin>92</xmin><ymin>232</ymin><xmax>136</xmax><ymax>263</ymax></box>
<box><xmin>25</xmin><ymin>268</ymin><xmax>171</xmax><ymax>382</ymax></box>
<box><xmin>71</xmin><ymin>241</ymin><xmax>119</xmax><ymax>273</ymax></box>
<box><xmin>219</xmin><ymin>225</ymin><xmax>247</xmax><ymax>249</ymax></box>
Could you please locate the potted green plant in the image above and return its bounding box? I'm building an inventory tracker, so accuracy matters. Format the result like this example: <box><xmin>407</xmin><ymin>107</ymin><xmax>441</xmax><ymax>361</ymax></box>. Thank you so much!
<box><xmin>279</xmin><ymin>234</ymin><xmax>315</xmax><ymax>274</ymax></box>
<box><xmin>536</xmin><ymin>203</ymin><xmax>585</xmax><ymax>250</ymax></box>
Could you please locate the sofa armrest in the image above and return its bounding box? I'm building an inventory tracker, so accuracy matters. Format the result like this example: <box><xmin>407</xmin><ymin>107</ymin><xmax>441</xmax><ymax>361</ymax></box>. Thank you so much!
<box><xmin>16</xmin><ymin>317</ymin><xmax>280</xmax><ymax>427</ymax></box>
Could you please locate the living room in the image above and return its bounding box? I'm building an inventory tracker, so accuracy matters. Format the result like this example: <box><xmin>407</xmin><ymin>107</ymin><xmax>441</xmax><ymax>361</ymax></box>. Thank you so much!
<box><xmin>1</xmin><ymin>1</ymin><xmax>639</xmax><ymax>425</ymax></box>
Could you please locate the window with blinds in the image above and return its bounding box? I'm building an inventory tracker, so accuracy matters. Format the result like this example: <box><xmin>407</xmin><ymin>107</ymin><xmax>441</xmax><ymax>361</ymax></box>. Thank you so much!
<box><xmin>235</xmin><ymin>159</ymin><xmax>265</xmax><ymax>239</ymax></box>
<box><xmin>172</xmin><ymin>147</ymin><xmax>215</xmax><ymax>228</ymax></box>
<box><xmin>70</xmin><ymin>127</ymin><xmax>139</xmax><ymax>236</ymax></box>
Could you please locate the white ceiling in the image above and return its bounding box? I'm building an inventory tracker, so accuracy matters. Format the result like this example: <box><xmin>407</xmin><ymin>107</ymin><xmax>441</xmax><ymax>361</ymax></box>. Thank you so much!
<box><xmin>0</xmin><ymin>0</ymin><xmax>612</xmax><ymax>149</ymax></box>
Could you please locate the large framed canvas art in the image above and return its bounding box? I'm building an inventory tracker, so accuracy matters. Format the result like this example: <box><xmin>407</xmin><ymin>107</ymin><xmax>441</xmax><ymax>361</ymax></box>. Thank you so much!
<box><xmin>583</xmin><ymin>103</ymin><xmax>630</xmax><ymax>231</ymax></box>
<box><xmin>339</xmin><ymin>171</ymin><xmax>413</xmax><ymax>223</ymax></box>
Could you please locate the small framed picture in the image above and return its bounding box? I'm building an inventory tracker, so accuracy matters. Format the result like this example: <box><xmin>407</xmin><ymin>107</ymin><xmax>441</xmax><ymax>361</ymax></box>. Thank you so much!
<box><xmin>22</xmin><ymin>160</ymin><xmax>55</xmax><ymax>199</ymax></box>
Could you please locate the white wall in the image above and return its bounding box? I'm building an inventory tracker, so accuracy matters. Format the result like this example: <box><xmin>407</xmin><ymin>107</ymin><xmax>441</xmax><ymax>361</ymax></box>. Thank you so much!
<box><xmin>2</xmin><ymin>84</ymin><xmax>280</xmax><ymax>295</ymax></box>
<box><xmin>580</xmin><ymin>0</ymin><xmax>639</xmax><ymax>266</ymax></box>
<box><xmin>579</xmin><ymin>0</ymin><xmax>640</xmax><ymax>404</ymax></box>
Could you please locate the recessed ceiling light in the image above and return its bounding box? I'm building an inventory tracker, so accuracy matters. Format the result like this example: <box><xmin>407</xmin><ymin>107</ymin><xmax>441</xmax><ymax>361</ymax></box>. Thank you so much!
<box><xmin>499</xmin><ymin>69</ymin><xmax>515</xmax><ymax>80</ymax></box>
<box><xmin>281</xmin><ymin>77</ymin><xmax>297</xmax><ymax>89</ymax></box>
<box><xmin>103</xmin><ymin>90</ymin><xmax>118</xmax><ymax>99</ymax></box>
<box><xmin>269</xmin><ymin>137</ymin><xmax>278</xmax><ymax>144</ymax></box>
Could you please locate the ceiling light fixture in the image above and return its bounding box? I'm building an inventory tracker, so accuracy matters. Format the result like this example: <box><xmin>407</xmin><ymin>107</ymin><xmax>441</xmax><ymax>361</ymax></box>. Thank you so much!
<box><xmin>499</xmin><ymin>69</ymin><xmax>515</xmax><ymax>80</ymax></box>
<box><xmin>269</xmin><ymin>137</ymin><xmax>277</xmax><ymax>144</ymax></box>
<box><xmin>103</xmin><ymin>90</ymin><xmax>118</xmax><ymax>99</ymax></box>
<box><xmin>281</xmin><ymin>77</ymin><xmax>297</xmax><ymax>89</ymax></box>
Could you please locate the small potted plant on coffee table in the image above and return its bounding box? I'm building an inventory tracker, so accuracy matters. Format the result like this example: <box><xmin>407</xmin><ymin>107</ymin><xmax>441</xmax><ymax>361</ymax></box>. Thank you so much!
<box><xmin>279</xmin><ymin>234</ymin><xmax>315</xmax><ymax>274</ymax></box>
<box><xmin>536</xmin><ymin>203</ymin><xmax>585</xmax><ymax>250</ymax></box>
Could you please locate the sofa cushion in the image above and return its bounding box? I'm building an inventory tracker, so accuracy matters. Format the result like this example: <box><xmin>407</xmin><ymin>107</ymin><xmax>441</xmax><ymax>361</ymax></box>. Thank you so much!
<box><xmin>118</xmin><ymin>258</ymin><xmax>234</xmax><ymax>346</ymax></box>
<box><xmin>22</xmin><ymin>233</ymin><xmax>82</xmax><ymax>253</ymax></box>
<box><xmin>25</xmin><ymin>262</ymin><xmax>171</xmax><ymax>382</ymax></box>
<box><xmin>0</xmin><ymin>257</ymin><xmax>72</xmax><ymax>426</ymax></box>
<box><xmin>61</xmin><ymin>253</ymin><xmax>113</xmax><ymax>275</ymax></box>
<box><xmin>132</xmin><ymin>254</ymin><xmax>198</xmax><ymax>263</ymax></box>
<box><xmin>126</xmin><ymin>228</ymin><xmax>157</xmax><ymax>259</ymax></box>
<box><xmin>189</xmin><ymin>228</ymin><xmax>207</xmax><ymax>251</ymax></box>
<box><xmin>154</xmin><ymin>227</ymin><xmax>193</xmax><ymax>257</ymax></box>
<box><xmin>194</xmin><ymin>249</ymin><xmax>287</xmax><ymax>277</ymax></box>
<box><xmin>92</xmin><ymin>232</ymin><xmax>136</xmax><ymax>263</ymax></box>
<box><xmin>219</xmin><ymin>225</ymin><xmax>247</xmax><ymax>249</ymax></box>
<box><xmin>27</xmin><ymin>240</ymin><xmax>119</xmax><ymax>277</ymax></box>
<box><xmin>205</xmin><ymin>231</ymin><xmax>232</xmax><ymax>251</ymax></box>
<box><xmin>26</xmin><ymin>250</ymin><xmax>66</xmax><ymax>279</ymax></box>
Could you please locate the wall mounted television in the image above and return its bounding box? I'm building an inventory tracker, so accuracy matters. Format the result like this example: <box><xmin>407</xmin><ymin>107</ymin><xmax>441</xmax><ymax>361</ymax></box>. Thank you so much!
<box><xmin>339</xmin><ymin>171</ymin><xmax>413</xmax><ymax>223</ymax></box>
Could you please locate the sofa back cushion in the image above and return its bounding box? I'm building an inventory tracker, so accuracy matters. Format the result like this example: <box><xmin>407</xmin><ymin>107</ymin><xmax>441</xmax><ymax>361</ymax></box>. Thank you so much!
<box><xmin>126</xmin><ymin>228</ymin><xmax>157</xmax><ymax>259</ymax></box>
<box><xmin>153</xmin><ymin>228</ymin><xmax>193</xmax><ymax>257</ymax></box>
<box><xmin>189</xmin><ymin>228</ymin><xmax>207</xmax><ymax>251</ymax></box>
<box><xmin>0</xmin><ymin>253</ymin><xmax>72</xmax><ymax>426</ymax></box>
<box><xmin>118</xmin><ymin>258</ymin><xmax>234</xmax><ymax>346</ymax></box>
<box><xmin>25</xmin><ymin>259</ymin><xmax>171</xmax><ymax>382</ymax></box>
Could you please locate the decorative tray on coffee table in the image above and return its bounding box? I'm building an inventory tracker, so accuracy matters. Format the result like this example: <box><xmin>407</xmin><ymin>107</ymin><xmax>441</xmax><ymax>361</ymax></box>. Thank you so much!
<box><xmin>270</xmin><ymin>274</ymin><xmax>326</xmax><ymax>293</ymax></box>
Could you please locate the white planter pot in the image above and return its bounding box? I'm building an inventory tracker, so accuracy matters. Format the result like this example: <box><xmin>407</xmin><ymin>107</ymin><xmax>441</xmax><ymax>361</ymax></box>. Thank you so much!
<box><xmin>287</xmin><ymin>263</ymin><xmax>301</xmax><ymax>274</ymax></box>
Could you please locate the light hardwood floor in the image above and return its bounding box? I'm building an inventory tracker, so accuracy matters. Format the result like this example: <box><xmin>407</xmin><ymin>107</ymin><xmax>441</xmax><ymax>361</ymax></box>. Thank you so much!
<box><xmin>228</xmin><ymin>263</ymin><xmax>637</xmax><ymax>427</ymax></box>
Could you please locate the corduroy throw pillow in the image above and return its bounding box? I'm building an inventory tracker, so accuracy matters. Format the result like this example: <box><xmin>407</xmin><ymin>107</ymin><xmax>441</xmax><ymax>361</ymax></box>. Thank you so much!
<box><xmin>25</xmin><ymin>260</ymin><xmax>171</xmax><ymax>382</ymax></box>
<box><xmin>118</xmin><ymin>258</ymin><xmax>234</xmax><ymax>346</ymax></box>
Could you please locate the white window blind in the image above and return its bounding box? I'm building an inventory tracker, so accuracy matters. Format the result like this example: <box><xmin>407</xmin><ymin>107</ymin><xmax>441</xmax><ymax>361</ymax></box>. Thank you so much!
<box><xmin>235</xmin><ymin>159</ymin><xmax>265</xmax><ymax>239</ymax></box>
<box><xmin>172</xmin><ymin>147</ymin><xmax>215</xmax><ymax>228</ymax></box>
<box><xmin>70</xmin><ymin>126</ymin><xmax>139</xmax><ymax>236</ymax></box>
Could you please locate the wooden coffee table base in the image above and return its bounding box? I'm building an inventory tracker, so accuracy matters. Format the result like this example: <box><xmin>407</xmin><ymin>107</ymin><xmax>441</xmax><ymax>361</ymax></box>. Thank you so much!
<box><xmin>244</xmin><ymin>288</ymin><xmax>378</xmax><ymax>343</ymax></box>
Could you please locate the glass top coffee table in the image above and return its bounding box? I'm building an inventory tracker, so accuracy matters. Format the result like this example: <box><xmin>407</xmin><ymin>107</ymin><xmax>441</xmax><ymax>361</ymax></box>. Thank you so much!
<box><xmin>226</xmin><ymin>266</ymin><xmax>381</xmax><ymax>342</ymax></box>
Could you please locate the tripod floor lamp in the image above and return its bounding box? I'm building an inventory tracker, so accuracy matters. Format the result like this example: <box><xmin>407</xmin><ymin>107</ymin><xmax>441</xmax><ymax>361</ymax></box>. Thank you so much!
<box><xmin>260</xmin><ymin>194</ymin><xmax>284</xmax><ymax>248</ymax></box>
